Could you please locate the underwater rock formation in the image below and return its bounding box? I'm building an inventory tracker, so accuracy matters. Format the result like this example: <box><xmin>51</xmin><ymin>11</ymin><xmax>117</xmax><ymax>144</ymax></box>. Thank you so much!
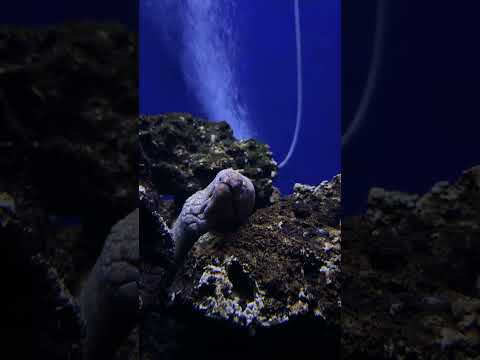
<box><xmin>0</xmin><ymin>22</ymin><xmax>137</xmax><ymax>359</ymax></box>
<box><xmin>1</xmin><ymin>202</ymin><xmax>84</xmax><ymax>359</ymax></box>
<box><xmin>343</xmin><ymin>165</ymin><xmax>480</xmax><ymax>359</ymax></box>
<box><xmin>141</xmin><ymin>173</ymin><xmax>341</xmax><ymax>359</ymax></box>
<box><xmin>139</xmin><ymin>113</ymin><xmax>278</xmax><ymax>208</ymax></box>
<box><xmin>29</xmin><ymin>254</ymin><xmax>85</xmax><ymax>359</ymax></box>
<box><xmin>0</xmin><ymin>22</ymin><xmax>137</xmax><ymax>266</ymax></box>
<box><xmin>137</xmin><ymin>114</ymin><xmax>340</xmax><ymax>358</ymax></box>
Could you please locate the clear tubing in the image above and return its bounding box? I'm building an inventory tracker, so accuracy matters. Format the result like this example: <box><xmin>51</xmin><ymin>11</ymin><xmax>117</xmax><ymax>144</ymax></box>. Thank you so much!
<box><xmin>279</xmin><ymin>0</ymin><xmax>303</xmax><ymax>169</ymax></box>
<box><xmin>342</xmin><ymin>0</ymin><xmax>388</xmax><ymax>147</ymax></box>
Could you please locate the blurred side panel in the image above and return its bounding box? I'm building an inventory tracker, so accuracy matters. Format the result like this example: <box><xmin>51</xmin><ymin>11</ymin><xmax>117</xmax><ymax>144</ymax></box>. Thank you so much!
<box><xmin>0</xmin><ymin>1</ymin><xmax>138</xmax><ymax>359</ymax></box>
<box><xmin>342</xmin><ymin>1</ymin><xmax>480</xmax><ymax>359</ymax></box>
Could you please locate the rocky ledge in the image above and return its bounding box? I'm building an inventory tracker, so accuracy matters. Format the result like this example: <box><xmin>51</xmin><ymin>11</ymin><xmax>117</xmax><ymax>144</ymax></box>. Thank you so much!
<box><xmin>141</xmin><ymin>129</ymin><xmax>341</xmax><ymax>359</ymax></box>
<box><xmin>170</xmin><ymin>174</ymin><xmax>341</xmax><ymax>329</ymax></box>
<box><xmin>139</xmin><ymin>113</ymin><xmax>278</xmax><ymax>208</ymax></box>
<box><xmin>343</xmin><ymin>165</ymin><xmax>480</xmax><ymax>359</ymax></box>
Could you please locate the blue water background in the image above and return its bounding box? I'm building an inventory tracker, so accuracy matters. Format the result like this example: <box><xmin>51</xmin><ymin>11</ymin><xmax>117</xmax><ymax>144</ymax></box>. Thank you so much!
<box><xmin>0</xmin><ymin>1</ymin><xmax>136</xmax><ymax>28</ymax></box>
<box><xmin>140</xmin><ymin>0</ymin><xmax>341</xmax><ymax>194</ymax></box>
<box><xmin>342</xmin><ymin>0</ymin><xmax>480</xmax><ymax>214</ymax></box>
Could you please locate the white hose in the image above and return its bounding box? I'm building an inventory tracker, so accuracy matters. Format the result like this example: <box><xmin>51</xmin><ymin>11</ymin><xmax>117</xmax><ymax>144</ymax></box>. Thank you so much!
<box><xmin>342</xmin><ymin>0</ymin><xmax>388</xmax><ymax>147</ymax></box>
<box><xmin>279</xmin><ymin>0</ymin><xmax>303</xmax><ymax>169</ymax></box>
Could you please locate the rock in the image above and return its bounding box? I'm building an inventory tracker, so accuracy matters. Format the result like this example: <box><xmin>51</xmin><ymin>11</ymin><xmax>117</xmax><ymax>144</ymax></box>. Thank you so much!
<box><xmin>0</xmin><ymin>22</ymin><xmax>137</xmax><ymax>359</ymax></box>
<box><xmin>0</xmin><ymin>192</ymin><xmax>15</xmax><ymax>227</ymax></box>
<box><xmin>139</xmin><ymin>183</ymin><xmax>179</xmax><ymax>360</ymax></box>
<box><xmin>293</xmin><ymin>174</ymin><xmax>341</xmax><ymax>226</ymax></box>
<box><xmin>1</xmin><ymin>246</ymin><xmax>84</xmax><ymax>359</ymax></box>
<box><xmin>0</xmin><ymin>22</ymin><xmax>137</xmax><ymax>273</ymax></box>
<box><xmin>414</xmin><ymin>165</ymin><xmax>480</xmax><ymax>229</ymax></box>
<box><xmin>142</xmin><ymin>175</ymin><xmax>341</xmax><ymax>359</ymax></box>
<box><xmin>29</xmin><ymin>254</ymin><xmax>85</xmax><ymax>360</ymax></box>
<box><xmin>343</xmin><ymin>165</ymin><xmax>480</xmax><ymax>359</ymax></box>
<box><xmin>114</xmin><ymin>327</ymin><xmax>140</xmax><ymax>360</ymax></box>
<box><xmin>139</xmin><ymin>113</ymin><xmax>278</xmax><ymax>208</ymax></box>
<box><xmin>139</xmin><ymin>183</ymin><xmax>176</xmax><ymax>310</ymax></box>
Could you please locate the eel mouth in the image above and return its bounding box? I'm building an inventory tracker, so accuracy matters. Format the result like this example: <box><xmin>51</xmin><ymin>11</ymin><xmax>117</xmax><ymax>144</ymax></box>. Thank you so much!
<box><xmin>207</xmin><ymin>179</ymin><xmax>245</xmax><ymax>228</ymax></box>
<box><xmin>224</xmin><ymin>178</ymin><xmax>247</xmax><ymax>219</ymax></box>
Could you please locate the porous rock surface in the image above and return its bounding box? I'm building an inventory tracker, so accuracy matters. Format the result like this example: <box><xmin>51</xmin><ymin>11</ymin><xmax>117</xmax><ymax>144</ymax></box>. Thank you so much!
<box><xmin>139</xmin><ymin>113</ymin><xmax>278</xmax><ymax>208</ymax></box>
<box><xmin>142</xmin><ymin>174</ymin><xmax>341</xmax><ymax>359</ymax></box>
<box><xmin>343</xmin><ymin>165</ymin><xmax>480</xmax><ymax>359</ymax></box>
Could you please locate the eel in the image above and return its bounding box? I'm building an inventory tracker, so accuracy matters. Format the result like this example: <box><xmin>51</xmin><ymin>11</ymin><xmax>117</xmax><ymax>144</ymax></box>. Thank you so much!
<box><xmin>80</xmin><ymin>168</ymin><xmax>255</xmax><ymax>359</ymax></box>
<box><xmin>172</xmin><ymin>168</ymin><xmax>256</xmax><ymax>263</ymax></box>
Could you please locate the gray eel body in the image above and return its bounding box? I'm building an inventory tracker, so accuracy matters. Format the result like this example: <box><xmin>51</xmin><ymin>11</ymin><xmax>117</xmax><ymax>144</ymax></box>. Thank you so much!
<box><xmin>80</xmin><ymin>169</ymin><xmax>255</xmax><ymax>359</ymax></box>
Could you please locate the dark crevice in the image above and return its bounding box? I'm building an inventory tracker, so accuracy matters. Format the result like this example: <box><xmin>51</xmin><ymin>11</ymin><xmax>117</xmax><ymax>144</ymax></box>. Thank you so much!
<box><xmin>227</xmin><ymin>261</ymin><xmax>255</xmax><ymax>301</ymax></box>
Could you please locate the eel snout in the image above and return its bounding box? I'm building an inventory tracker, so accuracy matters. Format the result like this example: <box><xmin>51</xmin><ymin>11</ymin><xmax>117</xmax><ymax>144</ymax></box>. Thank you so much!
<box><xmin>205</xmin><ymin>169</ymin><xmax>255</xmax><ymax>230</ymax></box>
